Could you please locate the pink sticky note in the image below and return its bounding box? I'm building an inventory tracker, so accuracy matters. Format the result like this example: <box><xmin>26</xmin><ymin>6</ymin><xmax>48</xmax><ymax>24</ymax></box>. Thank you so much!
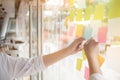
<box><xmin>97</xmin><ymin>26</ymin><xmax>108</xmax><ymax>43</ymax></box>
<box><xmin>63</xmin><ymin>0</ymin><xmax>68</xmax><ymax>7</ymax></box>
<box><xmin>68</xmin><ymin>25</ymin><xmax>75</xmax><ymax>38</ymax></box>
<box><xmin>84</xmin><ymin>67</ymin><xmax>89</xmax><ymax>80</ymax></box>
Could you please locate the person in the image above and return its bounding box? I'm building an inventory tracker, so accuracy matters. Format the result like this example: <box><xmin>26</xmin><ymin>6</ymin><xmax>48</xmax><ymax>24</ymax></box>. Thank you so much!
<box><xmin>84</xmin><ymin>38</ymin><xmax>105</xmax><ymax>80</ymax></box>
<box><xmin>0</xmin><ymin>37</ymin><xmax>105</xmax><ymax>80</ymax></box>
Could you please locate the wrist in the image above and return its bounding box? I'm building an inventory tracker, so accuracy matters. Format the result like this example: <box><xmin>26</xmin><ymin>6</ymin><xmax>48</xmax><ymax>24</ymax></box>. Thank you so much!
<box><xmin>86</xmin><ymin>52</ymin><xmax>98</xmax><ymax>59</ymax></box>
<box><xmin>65</xmin><ymin>47</ymin><xmax>73</xmax><ymax>56</ymax></box>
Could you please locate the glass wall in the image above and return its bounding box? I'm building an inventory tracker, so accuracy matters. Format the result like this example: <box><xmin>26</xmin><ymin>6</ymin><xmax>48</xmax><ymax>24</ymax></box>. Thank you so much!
<box><xmin>16</xmin><ymin>0</ymin><xmax>120</xmax><ymax>80</ymax></box>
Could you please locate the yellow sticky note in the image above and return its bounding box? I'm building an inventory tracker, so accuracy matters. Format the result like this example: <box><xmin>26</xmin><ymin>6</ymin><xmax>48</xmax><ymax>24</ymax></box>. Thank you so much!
<box><xmin>68</xmin><ymin>0</ymin><xmax>76</xmax><ymax>7</ymax></box>
<box><xmin>82</xmin><ymin>49</ymin><xmax>87</xmax><ymax>60</ymax></box>
<box><xmin>97</xmin><ymin>55</ymin><xmax>105</xmax><ymax>67</ymax></box>
<box><xmin>84</xmin><ymin>5</ymin><xmax>93</xmax><ymax>20</ymax></box>
<box><xmin>76</xmin><ymin>58</ymin><xmax>82</xmax><ymax>71</ymax></box>
<box><xmin>108</xmin><ymin>0</ymin><xmax>120</xmax><ymax>19</ymax></box>
<box><xmin>75</xmin><ymin>24</ymin><xmax>83</xmax><ymax>37</ymax></box>
<box><xmin>69</xmin><ymin>10</ymin><xmax>75</xmax><ymax>22</ymax></box>
<box><xmin>64</xmin><ymin>16</ymin><xmax>69</xmax><ymax>27</ymax></box>
<box><xmin>94</xmin><ymin>4</ymin><xmax>105</xmax><ymax>20</ymax></box>
<box><xmin>76</xmin><ymin>9</ymin><xmax>82</xmax><ymax>21</ymax></box>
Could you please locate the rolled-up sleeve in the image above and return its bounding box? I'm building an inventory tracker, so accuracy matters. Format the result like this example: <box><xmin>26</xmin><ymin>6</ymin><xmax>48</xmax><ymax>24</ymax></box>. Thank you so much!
<box><xmin>89</xmin><ymin>73</ymin><xmax>105</xmax><ymax>80</ymax></box>
<box><xmin>4</xmin><ymin>54</ymin><xmax>46</xmax><ymax>78</ymax></box>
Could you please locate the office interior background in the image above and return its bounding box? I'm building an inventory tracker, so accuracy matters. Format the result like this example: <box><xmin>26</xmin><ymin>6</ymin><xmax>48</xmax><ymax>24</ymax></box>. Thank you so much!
<box><xmin>0</xmin><ymin>0</ymin><xmax>120</xmax><ymax>80</ymax></box>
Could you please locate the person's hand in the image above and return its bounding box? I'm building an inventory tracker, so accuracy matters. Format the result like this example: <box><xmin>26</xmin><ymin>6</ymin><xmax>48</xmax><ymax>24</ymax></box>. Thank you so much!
<box><xmin>84</xmin><ymin>38</ymin><xmax>99</xmax><ymax>58</ymax></box>
<box><xmin>66</xmin><ymin>37</ymin><xmax>85</xmax><ymax>55</ymax></box>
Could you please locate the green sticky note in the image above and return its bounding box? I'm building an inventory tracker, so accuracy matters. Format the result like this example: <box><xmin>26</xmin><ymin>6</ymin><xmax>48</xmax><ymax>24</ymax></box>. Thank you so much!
<box><xmin>108</xmin><ymin>0</ymin><xmax>120</xmax><ymax>19</ymax></box>
<box><xmin>76</xmin><ymin>58</ymin><xmax>82</xmax><ymax>71</ymax></box>
<box><xmin>84</xmin><ymin>5</ymin><xmax>93</xmax><ymax>20</ymax></box>
<box><xmin>69</xmin><ymin>10</ymin><xmax>75</xmax><ymax>22</ymax></box>
<box><xmin>76</xmin><ymin>9</ymin><xmax>82</xmax><ymax>21</ymax></box>
<box><xmin>94</xmin><ymin>4</ymin><xmax>105</xmax><ymax>20</ymax></box>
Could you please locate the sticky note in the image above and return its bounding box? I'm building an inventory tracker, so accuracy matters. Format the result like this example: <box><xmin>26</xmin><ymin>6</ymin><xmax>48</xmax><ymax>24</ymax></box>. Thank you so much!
<box><xmin>64</xmin><ymin>16</ymin><xmax>69</xmax><ymax>27</ymax></box>
<box><xmin>68</xmin><ymin>0</ymin><xmax>76</xmax><ymax>7</ymax></box>
<box><xmin>63</xmin><ymin>0</ymin><xmax>68</xmax><ymax>7</ymax></box>
<box><xmin>84</xmin><ymin>5</ymin><xmax>93</xmax><ymax>20</ymax></box>
<box><xmin>94</xmin><ymin>4</ymin><xmax>105</xmax><ymax>20</ymax></box>
<box><xmin>84</xmin><ymin>26</ymin><xmax>93</xmax><ymax>40</ymax></box>
<box><xmin>84</xmin><ymin>67</ymin><xmax>89</xmax><ymax>80</ymax></box>
<box><xmin>69</xmin><ymin>10</ymin><xmax>75</xmax><ymax>22</ymax></box>
<box><xmin>97</xmin><ymin>26</ymin><xmax>108</xmax><ymax>43</ymax></box>
<box><xmin>76</xmin><ymin>9</ymin><xmax>82</xmax><ymax>21</ymax></box>
<box><xmin>97</xmin><ymin>55</ymin><xmax>105</xmax><ymax>67</ymax></box>
<box><xmin>68</xmin><ymin>25</ymin><xmax>75</xmax><ymax>37</ymax></box>
<box><xmin>108</xmin><ymin>18</ymin><xmax>120</xmax><ymax>37</ymax></box>
<box><xmin>89</xmin><ymin>0</ymin><xmax>96</xmax><ymax>3</ymax></box>
<box><xmin>76</xmin><ymin>0</ymin><xmax>86</xmax><ymax>9</ymax></box>
<box><xmin>76</xmin><ymin>58</ymin><xmax>82</xmax><ymax>71</ymax></box>
<box><xmin>108</xmin><ymin>0</ymin><xmax>120</xmax><ymax>19</ymax></box>
<box><xmin>75</xmin><ymin>24</ymin><xmax>84</xmax><ymax>37</ymax></box>
<box><xmin>82</xmin><ymin>49</ymin><xmax>87</xmax><ymax>60</ymax></box>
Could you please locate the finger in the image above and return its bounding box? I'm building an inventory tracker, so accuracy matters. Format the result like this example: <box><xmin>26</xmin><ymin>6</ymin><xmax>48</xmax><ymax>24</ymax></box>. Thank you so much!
<box><xmin>78</xmin><ymin>46</ymin><xmax>83</xmax><ymax>51</ymax></box>
<box><xmin>76</xmin><ymin>37</ymin><xmax>85</xmax><ymax>44</ymax></box>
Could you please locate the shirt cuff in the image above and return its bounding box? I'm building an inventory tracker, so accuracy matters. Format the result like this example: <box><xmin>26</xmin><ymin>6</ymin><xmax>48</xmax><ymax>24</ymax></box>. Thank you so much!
<box><xmin>89</xmin><ymin>73</ymin><xmax>105</xmax><ymax>80</ymax></box>
<box><xmin>40</xmin><ymin>56</ymin><xmax>47</xmax><ymax>71</ymax></box>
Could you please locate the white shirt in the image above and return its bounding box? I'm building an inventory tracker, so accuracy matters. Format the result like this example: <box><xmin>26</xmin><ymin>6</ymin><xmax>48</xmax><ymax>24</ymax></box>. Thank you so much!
<box><xmin>90</xmin><ymin>73</ymin><xmax>105</xmax><ymax>80</ymax></box>
<box><xmin>0</xmin><ymin>53</ymin><xmax>46</xmax><ymax>80</ymax></box>
<box><xmin>0</xmin><ymin>53</ymin><xmax>104</xmax><ymax>80</ymax></box>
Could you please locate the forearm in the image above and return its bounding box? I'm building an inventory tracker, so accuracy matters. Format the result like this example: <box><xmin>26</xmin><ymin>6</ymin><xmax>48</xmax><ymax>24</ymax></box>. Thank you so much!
<box><xmin>42</xmin><ymin>47</ymin><xmax>71</xmax><ymax>67</ymax></box>
<box><xmin>87</xmin><ymin>55</ymin><xmax>101</xmax><ymax>75</ymax></box>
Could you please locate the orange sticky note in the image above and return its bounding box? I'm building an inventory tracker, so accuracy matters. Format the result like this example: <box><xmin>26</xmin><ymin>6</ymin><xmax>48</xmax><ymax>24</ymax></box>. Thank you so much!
<box><xmin>75</xmin><ymin>24</ymin><xmax>83</xmax><ymax>37</ymax></box>
<box><xmin>76</xmin><ymin>58</ymin><xmax>82</xmax><ymax>71</ymax></box>
<box><xmin>97</xmin><ymin>26</ymin><xmax>108</xmax><ymax>43</ymax></box>
<box><xmin>64</xmin><ymin>16</ymin><xmax>69</xmax><ymax>27</ymax></box>
<box><xmin>76</xmin><ymin>9</ymin><xmax>82</xmax><ymax>21</ymax></box>
<box><xmin>84</xmin><ymin>67</ymin><xmax>89</xmax><ymax>80</ymax></box>
<box><xmin>68</xmin><ymin>0</ymin><xmax>76</xmax><ymax>7</ymax></box>
<box><xmin>97</xmin><ymin>55</ymin><xmax>105</xmax><ymax>67</ymax></box>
